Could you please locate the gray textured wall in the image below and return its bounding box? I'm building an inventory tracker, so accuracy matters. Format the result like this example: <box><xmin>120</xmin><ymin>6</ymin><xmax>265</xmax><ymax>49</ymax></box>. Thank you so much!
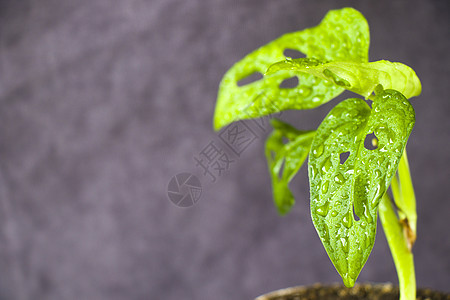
<box><xmin>0</xmin><ymin>0</ymin><xmax>449</xmax><ymax>299</ymax></box>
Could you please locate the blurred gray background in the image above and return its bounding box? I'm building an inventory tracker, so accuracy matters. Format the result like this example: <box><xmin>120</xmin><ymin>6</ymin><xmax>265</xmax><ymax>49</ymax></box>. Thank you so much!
<box><xmin>0</xmin><ymin>0</ymin><xmax>449</xmax><ymax>299</ymax></box>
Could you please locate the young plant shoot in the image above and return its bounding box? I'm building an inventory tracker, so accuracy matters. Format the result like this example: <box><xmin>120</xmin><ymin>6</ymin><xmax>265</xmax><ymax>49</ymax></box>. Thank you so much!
<box><xmin>214</xmin><ymin>8</ymin><xmax>421</xmax><ymax>300</ymax></box>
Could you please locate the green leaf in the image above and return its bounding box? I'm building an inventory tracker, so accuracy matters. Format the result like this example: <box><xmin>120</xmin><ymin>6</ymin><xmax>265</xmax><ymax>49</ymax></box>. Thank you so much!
<box><xmin>265</xmin><ymin>119</ymin><xmax>315</xmax><ymax>215</ymax></box>
<box><xmin>308</xmin><ymin>89</ymin><xmax>415</xmax><ymax>287</ymax></box>
<box><xmin>214</xmin><ymin>7</ymin><xmax>370</xmax><ymax>130</ymax></box>
<box><xmin>266</xmin><ymin>59</ymin><xmax>422</xmax><ymax>99</ymax></box>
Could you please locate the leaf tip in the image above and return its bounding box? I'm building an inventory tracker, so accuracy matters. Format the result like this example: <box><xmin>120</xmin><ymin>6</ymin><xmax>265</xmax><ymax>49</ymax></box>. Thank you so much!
<box><xmin>343</xmin><ymin>274</ymin><xmax>356</xmax><ymax>288</ymax></box>
<box><xmin>276</xmin><ymin>206</ymin><xmax>290</xmax><ymax>216</ymax></box>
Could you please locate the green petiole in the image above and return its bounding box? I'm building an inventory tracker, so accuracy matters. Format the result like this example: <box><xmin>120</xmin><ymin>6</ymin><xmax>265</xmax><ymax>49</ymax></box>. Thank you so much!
<box><xmin>380</xmin><ymin>149</ymin><xmax>417</xmax><ymax>300</ymax></box>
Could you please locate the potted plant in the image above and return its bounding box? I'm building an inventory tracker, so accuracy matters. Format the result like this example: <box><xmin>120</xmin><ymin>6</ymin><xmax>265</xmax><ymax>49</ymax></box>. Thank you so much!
<box><xmin>213</xmin><ymin>7</ymin><xmax>448</xmax><ymax>300</ymax></box>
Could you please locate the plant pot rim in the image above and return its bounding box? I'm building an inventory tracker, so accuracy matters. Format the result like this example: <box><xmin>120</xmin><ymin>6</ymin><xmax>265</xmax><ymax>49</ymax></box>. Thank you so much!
<box><xmin>255</xmin><ymin>282</ymin><xmax>450</xmax><ymax>300</ymax></box>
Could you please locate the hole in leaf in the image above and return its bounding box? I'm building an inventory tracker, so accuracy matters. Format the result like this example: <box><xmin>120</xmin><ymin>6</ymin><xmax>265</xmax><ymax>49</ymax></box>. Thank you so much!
<box><xmin>237</xmin><ymin>72</ymin><xmax>263</xmax><ymax>87</ymax></box>
<box><xmin>340</xmin><ymin>151</ymin><xmax>350</xmax><ymax>164</ymax></box>
<box><xmin>278</xmin><ymin>159</ymin><xmax>285</xmax><ymax>179</ymax></box>
<box><xmin>283</xmin><ymin>49</ymin><xmax>306</xmax><ymax>59</ymax></box>
<box><xmin>279</xmin><ymin>76</ymin><xmax>299</xmax><ymax>89</ymax></box>
<box><xmin>353</xmin><ymin>204</ymin><xmax>360</xmax><ymax>221</ymax></box>
<box><xmin>364</xmin><ymin>133</ymin><xmax>378</xmax><ymax>150</ymax></box>
<box><xmin>282</xmin><ymin>136</ymin><xmax>289</xmax><ymax>144</ymax></box>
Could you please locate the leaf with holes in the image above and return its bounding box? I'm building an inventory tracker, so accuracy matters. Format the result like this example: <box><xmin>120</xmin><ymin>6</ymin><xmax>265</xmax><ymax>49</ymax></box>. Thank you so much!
<box><xmin>308</xmin><ymin>89</ymin><xmax>415</xmax><ymax>287</ymax></box>
<box><xmin>213</xmin><ymin>7</ymin><xmax>369</xmax><ymax>130</ymax></box>
<box><xmin>265</xmin><ymin>119</ymin><xmax>315</xmax><ymax>215</ymax></box>
<box><xmin>266</xmin><ymin>59</ymin><xmax>422</xmax><ymax>99</ymax></box>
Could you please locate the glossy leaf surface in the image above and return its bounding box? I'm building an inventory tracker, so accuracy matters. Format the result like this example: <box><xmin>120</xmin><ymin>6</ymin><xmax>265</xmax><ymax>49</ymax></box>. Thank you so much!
<box><xmin>265</xmin><ymin>119</ymin><xmax>315</xmax><ymax>215</ymax></box>
<box><xmin>214</xmin><ymin>8</ymin><xmax>369</xmax><ymax>130</ymax></box>
<box><xmin>266</xmin><ymin>59</ymin><xmax>422</xmax><ymax>99</ymax></box>
<box><xmin>308</xmin><ymin>89</ymin><xmax>415</xmax><ymax>287</ymax></box>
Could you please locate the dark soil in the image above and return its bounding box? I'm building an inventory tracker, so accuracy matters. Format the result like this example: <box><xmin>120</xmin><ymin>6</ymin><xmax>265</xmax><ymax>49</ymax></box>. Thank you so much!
<box><xmin>255</xmin><ymin>283</ymin><xmax>450</xmax><ymax>300</ymax></box>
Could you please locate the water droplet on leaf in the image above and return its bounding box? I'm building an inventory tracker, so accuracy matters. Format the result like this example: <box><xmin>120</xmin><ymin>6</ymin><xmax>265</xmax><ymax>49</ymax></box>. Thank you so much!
<box><xmin>340</xmin><ymin>236</ymin><xmax>349</xmax><ymax>253</ymax></box>
<box><xmin>300</xmin><ymin>86</ymin><xmax>312</xmax><ymax>97</ymax></box>
<box><xmin>334</xmin><ymin>173</ymin><xmax>345</xmax><ymax>184</ymax></box>
<box><xmin>342</xmin><ymin>210</ymin><xmax>353</xmax><ymax>228</ymax></box>
<box><xmin>374</xmin><ymin>169</ymin><xmax>381</xmax><ymax>178</ymax></box>
<box><xmin>321</xmin><ymin>181</ymin><xmax>329</xmax><ymax>194</ymax></box>
<box><xmin>313</xmin><ymin>144</ymin><xmax>324</xmax><ymax>158</ymax></box>
<box><xmin>316</xmin><ymin>201</ymin><xmax>329</xmax><ymax>217</ymax></box>
<box><xmin>323</xmin><ymin>224</ymin><xmax>330</xmax><ymax>243</ymax></box>
<box><xmin>322</xmin><ymin>158</ymin><xmax>332</xmax><ymax>173</ymax></box>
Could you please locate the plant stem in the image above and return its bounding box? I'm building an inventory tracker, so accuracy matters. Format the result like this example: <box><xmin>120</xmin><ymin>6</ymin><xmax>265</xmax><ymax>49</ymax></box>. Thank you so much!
<box><xmin>379</xmin><ymin>150</ymin><xmax>417</xmax><ymax>300</ymax></box>
<box><xmin>396</xmin><ymin>150</ymin><xmax>417</xmax><ymax>241</ymax></box>
<box><xmin>392</xmin><ymin>150</ymin><xmax>417</xmax><ymax>251</ymax></box>
<box><xmin>379</xmin><ymin>193</ymin><xmax>415</xmax><ymax>300</ymax></box>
